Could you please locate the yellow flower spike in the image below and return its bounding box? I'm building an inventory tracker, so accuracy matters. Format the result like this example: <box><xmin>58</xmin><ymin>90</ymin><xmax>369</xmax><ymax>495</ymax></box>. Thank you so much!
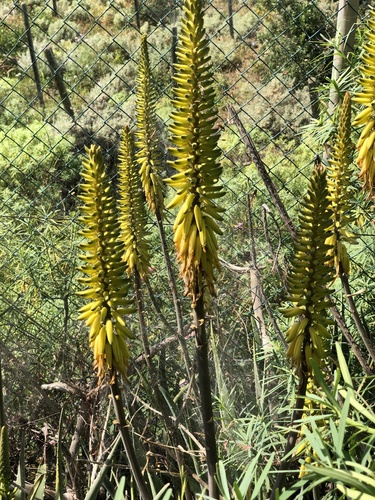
<box><xmin>166</xmin><ymin>0</ymin><xmax>225</xmax><ymax>304</ymax></box>
<box><xmin>135</xmin><ymin>35</ymin><xmax>165</xmax><ymax>216</ymax></box>
<box><xmin>118</xmin><ymin>126</ymin><xmax>151</xmax><ymax>277</ymax></box>
<box><xmin>326</xmin><ymin>92</ymin><xmax>357</xmax><ymax>277</ymax></box>
<box><xmin>281</xmin><ymin>165</ymin><xmax>334</xmax><ymax>373</ymax></box>
<box><xmin>77</xmin><ymin>144</ymin><xmax>135</xmax><ymax>382</ymax></box>
<box><xmin>353</xmin><ymin>9</ymin><xmax>375</xmax><ymax>196</ymax></box>
<box><xmin>0</xmin><ymin>426</ymin><xmax>11</xmax><ymax>497</ymax></box>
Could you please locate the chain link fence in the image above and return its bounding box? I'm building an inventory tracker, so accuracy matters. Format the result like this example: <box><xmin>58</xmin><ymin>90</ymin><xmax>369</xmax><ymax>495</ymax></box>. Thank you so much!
<box><xmin>0</xmin><ymin>0</ymin><xmax>373</xmax><ymax>468</ymax></box>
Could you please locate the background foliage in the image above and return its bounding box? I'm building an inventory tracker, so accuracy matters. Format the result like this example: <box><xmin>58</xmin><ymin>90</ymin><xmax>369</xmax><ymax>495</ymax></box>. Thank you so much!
<box><xmin>0</xmin><ymin>0</ymin><xmax>374</xmax><ymax>498</ymax></box>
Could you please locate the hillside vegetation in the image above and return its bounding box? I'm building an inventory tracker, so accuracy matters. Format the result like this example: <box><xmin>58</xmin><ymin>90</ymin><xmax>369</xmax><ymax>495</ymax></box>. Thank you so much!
<box><xmin>0</xmin><ymin>0</ymin><xmax>374</xmax><ymax>498</ymax></box>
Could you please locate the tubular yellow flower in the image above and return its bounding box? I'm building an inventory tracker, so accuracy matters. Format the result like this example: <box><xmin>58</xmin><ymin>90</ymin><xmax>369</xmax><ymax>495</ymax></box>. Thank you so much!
<box><xmin>118</xmin><ymin>126</ymin><xmax>151</xmax><ymax>277</ymax></box>
<box><xmin>281</xmin><ymin>165</ymin><xmax>334</xmax><ymax>373</ymax></box>
<box><xmin>135</xmin><ymin>34</ymin><xmax>165</xmax><ymax>216</ymax></box>
<box><xmin>166</xmin><ymin>0</ymin><xmax>224</xmax><ymax>303</ymax></box>
<box><xmin>352</xmin><ymin>10</ymin><xmax>375</xmax><ymax>196</ymax></box>
<box><xmin>326</xmin><ymin>92</ymin><xmax>356</xmax><ymax>276</ymax></box>
<box><xmin>77</xmin><ymin>144</ymin><xmax>135</xmax><ymax>382</ymax></box>
<box><xmin>0</xmin><ymin>426</ymin><xmax>10</xmax><ymax>498</ymax></box>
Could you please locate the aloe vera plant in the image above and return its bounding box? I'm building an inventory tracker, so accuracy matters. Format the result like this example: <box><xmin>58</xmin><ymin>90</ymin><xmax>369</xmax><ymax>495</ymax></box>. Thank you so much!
<box><xmin>166</xmin><ymin>0</ymin><xmax>225</xmax><ymax>497</ymax></box>
<box><xmin>271</xmin><ymin>164</ymin><xmax>335</xmax><ymax>499</ymax></box>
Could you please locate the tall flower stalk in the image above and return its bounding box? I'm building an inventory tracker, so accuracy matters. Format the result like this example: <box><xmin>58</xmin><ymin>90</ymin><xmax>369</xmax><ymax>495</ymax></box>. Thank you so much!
<box><xmin>118</xmin><ymin>126</ymin><xmax>151</xmax><ymax>278</ymax></box>
<box><xmin>136</xmin><ymin>34</ymin><xmax>165</xmax><ymax>217</ymax></box>
<box><xmin>135</xmin><ymin>34</ymin><xmax>193</xmax><ymax>383</ymax></box>
<box><xmin>77</xmin><ymin>145</ymin><xmax>134</xmax><ymax>381</ymax></box>
<box><xmin>326</xmin><ymin>92</ymin><xmax>356</xmax><ymax>277</ymax></box>
<box><xmin>166</xmin><ymin>0</ymin><xmax>225</xmax><ymax>496</ymax></box>
<box><xmin>77</xmin><ymin>145</ymin><xmax>151</xmax><ymax>500</ymax></box>
<box><xmin>271</xmin><ymin>164</ymin><xmax>334</xmax><ymax>499</ymax></box>
<box><xmin>331</xmin><ymin>93</ymin><xmax>375</xmax><ymax>363</ymax></box>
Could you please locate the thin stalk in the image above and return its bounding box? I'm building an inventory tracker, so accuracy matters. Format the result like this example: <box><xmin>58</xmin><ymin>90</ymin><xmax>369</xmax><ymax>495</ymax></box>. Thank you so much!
<box><xmin>143</xmin><ymin>276</ymin><xmax>175</xmax><ymax>336</ymax></box>
<box><xmin>134</xmin><ymin>268</ymin><xmax>153</xmax><ymax>376</ymax></box>
<box><xmin>193</xmin><ymin>294</ymin><xmax>219</xmax><ymax>499</ymax></box>
<box><xmin>330</xmin><ymin>303</ymin><xmax>373</xmax><ymax>375</ymax></box>
<box><xmin>155</xmin><ymin>207</ymin><xmax>194</xmax><ymax>383</ymax></box>
<box><xmin>110</xmin><ymin>377</ymin><xmax>152</xmax><ymax>500</ymax></box>
<box><xmin>339</xmin><ymin>264</ymin><xmax>375</xmax><ymax>363</ymax></box>
<box><xmin>228</xmin><ymin>104</ymin><xmax>296</xmax><ymax>239</ymax></box>
<box><xmin>270</xmin><ymin>370</ymin><xmax>308</xmax><ymax>500</ymax></box>
<box><xmin>134</xmin><ymin>268</ymin><xmax>193</xmax><ymax>500</ymax></box>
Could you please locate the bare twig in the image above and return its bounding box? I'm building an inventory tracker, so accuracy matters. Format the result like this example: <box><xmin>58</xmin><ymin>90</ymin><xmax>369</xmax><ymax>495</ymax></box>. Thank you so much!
<box><xmin>45</xmin><ymin>47</ymin><xmax>75</xmax><ymax>119</ymax></box>
<box><xmin>339</xmin><ymin>265</ymin><xmax>375</xmax><ymax>364</ymax></box>
<box><xmin>155</xmin><ymin>208</ymin><xmax>193</xmax><ymax>382</ymax></box>
<box><xmin>143</xmin><ymin>276</ymin><xmax>175</xmax><ymax>335</ymax></box>
<box><xmin>262</xmin><ymin>204</ymin><xmax>288</xmax><ymax>289</ymax></box>
<box><xmin>330</xmin><ymin>303</ymin><xmax>373</xmax><ymax>375</ymax></box>
<box><xmin>111</xmin><ymin>377</ymin><xmax>152</xmax><ymax>500</ymax></box>
<box><xmin>228</xmin><ymin>104</ymin><xmax>296</xmax><ymax>238</ymax></box>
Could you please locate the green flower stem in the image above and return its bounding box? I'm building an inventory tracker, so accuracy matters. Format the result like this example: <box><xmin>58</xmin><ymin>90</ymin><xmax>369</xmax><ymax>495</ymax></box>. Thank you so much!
<box><xmin>193</xmin><ymin>295</ymin><xmax>219</xmax><ymax>499</ymax></box>
<box><xmin>339</xmin><ymin>265</ymin><xmax>375</xmax><ymax>363</ymax></box>
<box><xmin>110</xmin><ymin>378</ymin><xmax>152</xmax><ymax>500</ymax></box>
<box><xmin>134</xmin><ymin>268</ymin><xmax>193</xmax><ymax>498</ymax></box>
<box><xmin>154</xmin><ymin>209</ymin><xmax>196</xmax><ymax>390</ymax></box>
<box><xmin>270</xmin><ymin>372</ymin><xmax>308</xmax><ymax>500</ymax></box>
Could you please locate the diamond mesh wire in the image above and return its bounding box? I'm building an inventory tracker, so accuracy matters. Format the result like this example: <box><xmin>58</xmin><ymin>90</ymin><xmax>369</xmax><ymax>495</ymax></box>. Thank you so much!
<box><xmin>0</xmin><ymin>0</ymin><xmax>372</xmax><ymax>426</ymax></box>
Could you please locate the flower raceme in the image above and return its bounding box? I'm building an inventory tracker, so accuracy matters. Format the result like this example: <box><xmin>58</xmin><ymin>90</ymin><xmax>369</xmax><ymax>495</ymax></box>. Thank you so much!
<box><xmin>77</xmin><ymin>145</ymin><xmax>135</xmax><ymax>382</ymax></box>
<box><xmin>353</xmin><ymin>9</ymin><xmax>375</xmax><ymax>196</ymax></box>
<box><xmin>166</xmin><ymin>0</ymin><xmax>225</xmax><ymax>303</ymax></box>
<box><xmin>118</xmin><ymin>126</ymin><xmax>151</xmax><ymax>277</ymax></box>
<box><xmin>281</xmin><ymin>165</ymin><xmax>334</xmax><ymax>373</ymax></box>
<box><xmin>135</xmin><ymin>34</ymin><xmax>164</xmax><ymax>216</ymax></box>
<box><xmin>326</xmin><ymin>92</ymin><xmax>356</xmax><ymax>276</ymax></box>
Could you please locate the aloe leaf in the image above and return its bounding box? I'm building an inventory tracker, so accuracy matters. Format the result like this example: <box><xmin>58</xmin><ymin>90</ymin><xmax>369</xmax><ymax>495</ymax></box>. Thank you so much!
<box><xmin>306</xmin><ymin>465</ymin><xmax>375</xmax><ymax>495</ymax></box>
<box><xmin>84</xmin><ymin>434</ymin><xmax>121</xmax><ymax>500</ymax></box>
<box><xmin>216</xmin><ymin>460</ymin><xmax>231</xmax><ymax>500</ymax></box>
<box><xmin>336</xmin><ymin>342</ymin><xmax>354</xmax><ymax>389</ymax></box>
<box><xmin>14</xmin><ymin>427</ymin><xmax>26</xmax><ymax>500</ymax></box>
<box><xmin>250</xmin><ymin>452</ymin><xmax>275</xmax><ymax>500</ymax></box>
<box><xmin>113</xmin><ymin>476</ymin><xmax>126</xmax><ymax>500</ymax></box>
<box><xmin>55</xmin><ymin>408</ymin><xmax>64</xmax><ymax>500</ymax></box>
<box><xmin>28</xmin><ymin>464</ymin><xmax>46</xmax><ymax>500</ymax></box>
<box><xmin>337</xmin><ymin>484</ymin><xmax>375</xmax><ymax>500</ymax></box>
<box><xmin>153</xmin><ymin>483</ymin><xmax>173</xmax><ymax>500</ymax></box>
